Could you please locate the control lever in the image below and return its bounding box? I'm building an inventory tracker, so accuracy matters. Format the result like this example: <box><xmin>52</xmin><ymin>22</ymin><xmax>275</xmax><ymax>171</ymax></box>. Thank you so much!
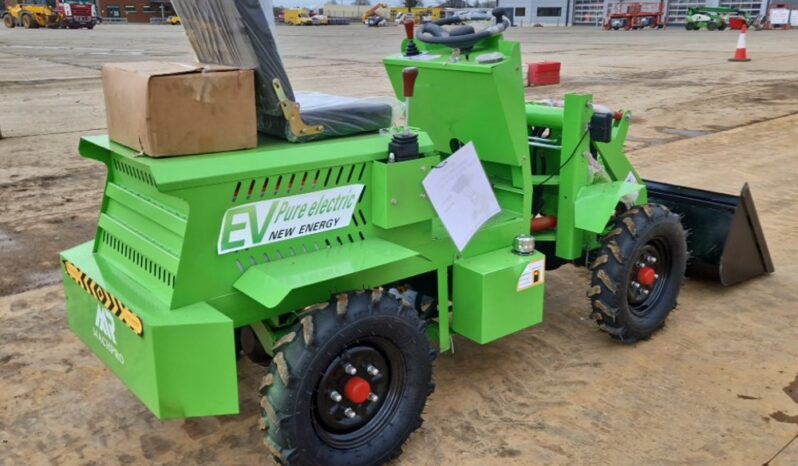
<box><xmin>404</xmin><ymin>20</ymin><xmax>420</xmax><ymax>57</ymax></box>
<box><xmin>402</xmin><ymin>67</ymin><xmax>418</xmax><ymax>136</ymax></box>
<box><xmin>388</xmin><ymin>67</ymin><xmax>420</xmax><ymax>162</ymax></box>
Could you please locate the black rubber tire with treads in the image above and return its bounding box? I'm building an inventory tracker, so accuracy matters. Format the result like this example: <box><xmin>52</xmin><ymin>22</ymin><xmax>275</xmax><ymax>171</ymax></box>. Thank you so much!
<box><xmin>259</xmin><ymin>291</ymin><xmax>435</xmax><ymax>466</ymax></box>
<box><xmin>587</xmin><ymin>204</ymin><xmax>687</xmax><ymax>343</ymax></box>
<box><xmin>3</xmin><ymin>15</ymin><xmax>14</xmax><ymax>28</ymax></box>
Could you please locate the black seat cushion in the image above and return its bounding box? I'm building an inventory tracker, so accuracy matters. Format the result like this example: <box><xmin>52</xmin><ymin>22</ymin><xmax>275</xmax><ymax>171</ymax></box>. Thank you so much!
<box><xmin>291</xmin><ymin>93</ymin><xmax>394</xmax><ymax>142</ymax></box>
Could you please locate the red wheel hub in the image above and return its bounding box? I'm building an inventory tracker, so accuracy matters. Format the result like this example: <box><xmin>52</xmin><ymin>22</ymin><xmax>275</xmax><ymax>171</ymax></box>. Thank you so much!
<box><xmin>637</xmin><ymin>266</ymin><xmax>657</xmax><ymax>287</ymax></box>
<box><xmin>344</xmin><ymin>376</ymin><xmax>371</xmax><ymax>404</ymax></box>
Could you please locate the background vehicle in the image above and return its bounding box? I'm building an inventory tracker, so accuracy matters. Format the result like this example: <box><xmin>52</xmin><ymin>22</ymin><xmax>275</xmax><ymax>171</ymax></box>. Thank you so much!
<box><xmin>685</xmin><ymin>6</ymin><xmax>750</xmax><ymax>30</ymax></box>
<box><xmin>603</xmin><ymin>1</ymin><xmax>665</xmax><ymax>30</ymax></box>
<box><xmin>363</xmin><ymin>2</ymin><xmax>388</xmax><ymax>25</ymax></box>
<box><xmin>2</xmin><ymin>0</ymin><xmax>60</xmax><ymax>28</ymax></box>
<box><xmin>284</xmin><ymin>8</ymin><xmax>312</xmax><ymax>25</ymax></box>
<box><xmin>311</xmin><ymin>13</ymin><xmax>328</xmax><ymax>25</ymax></box>
<box><xmin>57</xmin><ymin>0</ymin><xmax>96</xmax><ymax>29</ymax></box>
<box><xmin>167</xmin><ymin>15</ymin><xmax>181</xmax><ymax>25</ymax></box>
<box><xmin>2</xmin><ymin>0</ymin><xmax>97</xmax><ymax>29</ymax></box>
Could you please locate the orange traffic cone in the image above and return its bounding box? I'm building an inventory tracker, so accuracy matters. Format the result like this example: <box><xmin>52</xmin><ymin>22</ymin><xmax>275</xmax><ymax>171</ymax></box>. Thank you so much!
<box><xmin>729</xmin><ymin>23</ymin><xmax>751</xmax><ymax>62</ymax></box>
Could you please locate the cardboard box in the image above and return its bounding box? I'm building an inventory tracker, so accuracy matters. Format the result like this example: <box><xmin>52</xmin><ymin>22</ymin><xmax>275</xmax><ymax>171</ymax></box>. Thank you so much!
<box><xmin>102</xmin><ymin>62</ymin><xmax>257</xmax><ymax>158</ymax></box>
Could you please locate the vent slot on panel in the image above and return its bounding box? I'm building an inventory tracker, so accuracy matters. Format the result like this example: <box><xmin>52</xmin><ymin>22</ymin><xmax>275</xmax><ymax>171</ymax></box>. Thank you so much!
<box><xmin>100</xmin><ymin>229</ymin><xmax>175</xmax><ymax>287</ymax></box>
<box><xmin>113</xmin><ymin>158</ymin><xmax>156</xmax><ymax>186</ymax></box>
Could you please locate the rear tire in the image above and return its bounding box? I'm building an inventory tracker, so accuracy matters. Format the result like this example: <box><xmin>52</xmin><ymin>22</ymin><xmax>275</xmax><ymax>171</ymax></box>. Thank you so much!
<box><xmin>21</xmin><ymin>14</ymin><xmax>34</xmax><ymax>29</ymax></box>
<box><xmin>587</xmin><ymin>204</ymin><xmax>687</xmax><ymax>343</ymax></box>
<box><xmin>260</xmin><ymin>291</ymin><xmax>435</xmax><ymax>465</ymax></box>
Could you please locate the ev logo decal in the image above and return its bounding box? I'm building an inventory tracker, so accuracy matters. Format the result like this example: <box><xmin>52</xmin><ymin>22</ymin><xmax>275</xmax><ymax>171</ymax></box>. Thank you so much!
<box><xmin>218</xmin><ymin>184</ymin><xmax>364</xmax><ymax>255</ymax></box>
<box><xmin>93</xmin><ymin>304</ymin><xmax>125</xmax><ymax>365</ymax></box>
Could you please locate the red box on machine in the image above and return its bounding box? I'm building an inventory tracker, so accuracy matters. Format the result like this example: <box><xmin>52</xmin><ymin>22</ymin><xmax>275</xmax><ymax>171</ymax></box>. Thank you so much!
<box><xmin>527</xmin><ymin>62</ymin><xmax>561</xmax><ymax>86</ymax></box>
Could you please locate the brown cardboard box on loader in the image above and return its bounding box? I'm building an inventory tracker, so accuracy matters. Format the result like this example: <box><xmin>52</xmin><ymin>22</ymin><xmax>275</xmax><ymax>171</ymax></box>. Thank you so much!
<box><xmin>102</xmin><ymin>62</ymin><xmax>257</xmax><ymax>157</ymax></box>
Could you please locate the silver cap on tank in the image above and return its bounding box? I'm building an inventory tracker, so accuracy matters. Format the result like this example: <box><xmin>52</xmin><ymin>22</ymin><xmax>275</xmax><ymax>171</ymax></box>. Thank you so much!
<box><xmin>513</xmin><ymin>235</ymin><xmax>536</xmax><ymax>255</ymax></box>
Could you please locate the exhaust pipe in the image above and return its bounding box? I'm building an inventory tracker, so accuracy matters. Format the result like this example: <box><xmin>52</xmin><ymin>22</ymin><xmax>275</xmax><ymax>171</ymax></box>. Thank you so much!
<box><xmin>645</xmin><ymin>180</ymin><xmax>774</xmax><ymax>286</ymax></box>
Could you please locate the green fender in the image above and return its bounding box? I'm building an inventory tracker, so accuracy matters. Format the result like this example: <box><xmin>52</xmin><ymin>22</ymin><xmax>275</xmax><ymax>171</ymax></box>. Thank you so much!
<box><xmin>574</xmin><ymin>181</ymin><xmax>645</xmax><ymax>233</ymax></box>
<box><xmin>233</xmin><ymin>237</ymin><xmax>422</xmax><ymax>309</ymax></box>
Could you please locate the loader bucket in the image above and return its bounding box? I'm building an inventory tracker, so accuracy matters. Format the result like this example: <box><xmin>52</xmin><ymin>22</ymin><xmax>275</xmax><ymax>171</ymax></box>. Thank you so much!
<box><xmin>644</xmin><ymin>180</ymin><xmax>774</xmax><ymax>286</ymax></box>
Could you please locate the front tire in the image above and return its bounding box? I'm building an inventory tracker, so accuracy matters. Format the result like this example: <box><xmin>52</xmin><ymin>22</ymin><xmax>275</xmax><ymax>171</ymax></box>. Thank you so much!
<box><xmin>260</xmin><ymin>291</ymin><xmax>435</xmax><ymax>466</ymax></box>
<box><xmin>587</xmin><ymin>204</ymin><xmax>687</xmax><ymax>343</ymax></box>
<box><xmin>2</xmin><ymin>14</ymin><xmax>14</xmax><ymax>28</ymax></box>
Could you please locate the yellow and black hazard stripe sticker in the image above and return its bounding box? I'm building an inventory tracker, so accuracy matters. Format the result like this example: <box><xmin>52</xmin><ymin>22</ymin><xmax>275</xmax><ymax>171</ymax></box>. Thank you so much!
<box><xmin>63</xmin><ymin>260</ymin><xmax>144</xmax><ymax>337</ymax></box>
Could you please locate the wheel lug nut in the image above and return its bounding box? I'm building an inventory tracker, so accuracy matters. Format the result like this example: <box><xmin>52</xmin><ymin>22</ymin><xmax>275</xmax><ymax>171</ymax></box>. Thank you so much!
<box><xmin>330</xmin><ymin>391</ymin><xmax>342</xmax><ymax>402</ymax></box>
<box><xmin>367</xmin><ymin>365</ymin><xmax>380</xmax><ymax>376</ymax></box>
<box><xmin>642</xmin><ymin>289</ymin><xmax>650</xmax><ymax>296</ymax></box>
<box><xmin>368</xmin><ymin>393</ymin><xmax>379</xmax><ymax>402</ymax></box>
<box><xmin>654</xmin><ymin>273</ymin><xmax>659</xmax><ymax>280</ymax></box>
<box><xmin>344</xmin><ymin>364</ymin><xmax>357</xmax><ymax>375</ymax></box>
<box><xmin>631</xmin><ymin>281</ymin><xmax>641</xmax><ymax>289</ymax></box>
<box><xmin>344</xmin><ymin>408</ymin><xmax>356</xmax><ymax>419</ymax></box>
<box><xmin>647</xmin><ymin>255</ymin><xmax>657</xmax><ymax>264</ymax></box>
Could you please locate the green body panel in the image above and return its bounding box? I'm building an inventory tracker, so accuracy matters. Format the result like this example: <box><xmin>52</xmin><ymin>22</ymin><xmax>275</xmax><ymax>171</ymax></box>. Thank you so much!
<box><xmin>61</xmin><ymin>242</ymin><xmax>238</xmax><ymax>418</ymax></box>
<box><xmin>574</xmin><ymin>181</ymin><xmax>644</xmax><ymax>233</ymax></box>
<box><xmin>372</xmin><ymin>155</ymin><xmax>439</xmax><ymax>228</ymax></box>
<box><xmin>234</xmin><ymin>238</ymin><xmax>420</xmax><ymax>308</ymax></box>
<box><xmin>62</xmin><ymin>32</ymin><xmax>649</xmax><ymax>420</ymax></box>
<box><xmin>452</xmin><ymin>248</ymin><xmax>545</xmax><ymax>343</ymax></box>
<box><xmin>385</xmin><ymin>38</ymin><xmax>528</xmax><ymax>168</ymax></box>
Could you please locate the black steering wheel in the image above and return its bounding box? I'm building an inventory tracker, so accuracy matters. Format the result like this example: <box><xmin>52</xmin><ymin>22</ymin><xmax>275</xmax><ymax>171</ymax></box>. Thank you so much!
<box><xmin>416</xmin><ymin>8</ymin><xmax>510</xmax><ymax>51</ymax></box>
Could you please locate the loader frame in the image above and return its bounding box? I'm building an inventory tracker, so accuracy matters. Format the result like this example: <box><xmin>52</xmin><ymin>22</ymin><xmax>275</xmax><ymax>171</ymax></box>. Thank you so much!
<box><xmin>61</xmin><ymin>23</ymin><xmax>771</xmax><ymax>424</ymax></box>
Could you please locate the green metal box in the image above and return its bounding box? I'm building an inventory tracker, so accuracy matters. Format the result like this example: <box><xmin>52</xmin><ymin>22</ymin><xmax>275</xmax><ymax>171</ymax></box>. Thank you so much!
<box><xmin>453</xmin><ymin>248</ymin><xmax>545</xmax><ymax>344</ymax></box>
<box><xmin>61</xmin><ymin>242</ymin><xmax>239</xmax><ymax>419</ymax></box>
<box><xmin>371</xmin><ymin>155</ymin><xmax>439</xmax><ymax>229</ymax></box>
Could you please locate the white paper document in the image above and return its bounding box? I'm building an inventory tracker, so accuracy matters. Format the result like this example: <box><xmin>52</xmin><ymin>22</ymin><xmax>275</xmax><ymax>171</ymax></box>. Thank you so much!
<box><xmin>422</xmin><ymin>142</ymin><xmax>501</xmax><ymax>252</ymax></box>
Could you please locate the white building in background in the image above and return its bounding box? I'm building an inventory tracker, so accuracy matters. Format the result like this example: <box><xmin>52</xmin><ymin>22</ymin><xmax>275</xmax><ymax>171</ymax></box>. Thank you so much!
<box><xmin>496</xmin><ymin>0</ymin><xmax>773</xmax><ymax>26</ymax></box>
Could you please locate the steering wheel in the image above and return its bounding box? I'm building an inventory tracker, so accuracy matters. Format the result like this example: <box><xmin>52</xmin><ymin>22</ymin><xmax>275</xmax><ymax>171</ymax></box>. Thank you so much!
<box><xmin>416</xmin><ymin>8</ymin><xmax>510</xmax><ymax>51</ymax></box>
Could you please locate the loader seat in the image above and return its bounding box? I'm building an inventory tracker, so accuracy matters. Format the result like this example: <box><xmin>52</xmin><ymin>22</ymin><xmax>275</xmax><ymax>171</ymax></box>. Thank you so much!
<box><xmin>294</xmin><ymin>92</ymin><xmax>394</xmax><ymax>141</ymax></box>
<box><xmin>172</xmin><ymin>0</ymin><xmax>394</xmax><ymax>143</ymax></box>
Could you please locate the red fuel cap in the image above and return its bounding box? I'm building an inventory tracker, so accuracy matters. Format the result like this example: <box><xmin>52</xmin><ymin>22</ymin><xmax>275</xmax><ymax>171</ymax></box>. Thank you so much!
<box><xmin>637</xmin><ymin>267</ymin><xmax>657</xmax><ymax>287</ymax></box>
<box><xmin>344</xmin><ymin>376</ymin><xmax>371</xmax><ymax>404</ymax></box>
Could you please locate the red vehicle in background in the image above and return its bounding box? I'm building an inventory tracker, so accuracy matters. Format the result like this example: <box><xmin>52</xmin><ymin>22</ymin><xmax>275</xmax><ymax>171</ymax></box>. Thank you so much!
<box><xmin>56</xmin><ymin>0</ymin><xmax>98</xmax><ymax>29</ymax></box>
<box><xmin>603</xmin><ymin>1</ymin><xmax>666</xmax><ymax>30</ymax></box>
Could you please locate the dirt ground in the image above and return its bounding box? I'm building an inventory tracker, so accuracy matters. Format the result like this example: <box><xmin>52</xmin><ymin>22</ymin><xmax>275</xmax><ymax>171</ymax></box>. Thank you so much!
<box><xmin>1</xmin><ymin>24</ymin><xmax>797</xmax><ymax>465</ymax></box>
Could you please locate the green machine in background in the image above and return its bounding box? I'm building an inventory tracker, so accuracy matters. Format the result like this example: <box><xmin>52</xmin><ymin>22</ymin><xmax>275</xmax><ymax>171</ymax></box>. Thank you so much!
<box><xmin>61</xmin><ymin>7</ymin><xmax>773</xmax><ymax>466</ymax></box>
<box><xmin>685</xmin><ymin>6</ymin><xmax>752</xmax><ymax>30</ymax></box>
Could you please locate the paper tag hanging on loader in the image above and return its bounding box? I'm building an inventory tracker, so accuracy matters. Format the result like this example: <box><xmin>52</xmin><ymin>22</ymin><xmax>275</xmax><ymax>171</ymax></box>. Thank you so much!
<box><xmin>645</xmin><ymin>180</ymin><xmax>774</xmax><ymax>286</ymax></box>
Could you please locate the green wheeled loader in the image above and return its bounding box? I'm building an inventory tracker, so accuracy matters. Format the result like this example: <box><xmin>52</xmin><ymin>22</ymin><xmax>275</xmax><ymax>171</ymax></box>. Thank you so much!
<box><xmin>60</xmin><ymin>4</ymin><xmax>773</xmax><ymax>465</ymax></box>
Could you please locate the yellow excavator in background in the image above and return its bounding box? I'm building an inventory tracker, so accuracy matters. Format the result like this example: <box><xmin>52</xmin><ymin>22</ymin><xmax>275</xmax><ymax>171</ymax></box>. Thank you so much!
<box><xmin>362</xmin><ymin>2</ymin><xmax>388</xmax><ymax>26</ymax></box>
<box><xmin>2</xmin><ymin>0</ymin><xmax>61</xmax><ymax>29</ymax></box>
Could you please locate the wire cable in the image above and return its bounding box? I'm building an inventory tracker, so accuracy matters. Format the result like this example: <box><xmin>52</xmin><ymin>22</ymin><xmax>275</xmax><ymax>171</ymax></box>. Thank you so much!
<box><xmin>534</xmin><ymin>129</ymin><xmax>590</xmax><ymax>187</ymax></box>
